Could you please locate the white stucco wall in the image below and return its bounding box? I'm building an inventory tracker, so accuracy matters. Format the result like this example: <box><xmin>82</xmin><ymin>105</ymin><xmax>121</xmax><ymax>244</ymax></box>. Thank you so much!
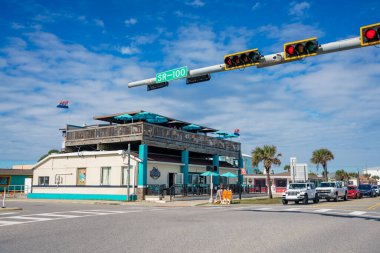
<box><xmin>147</xmin><ymin>162</ymin><xmax>181</xmax><ymax>185</ymax></box>
<box><xmin>32</xmin><ymin>152</ymin><xmax>137</xmax><ymax>187</ymax></box>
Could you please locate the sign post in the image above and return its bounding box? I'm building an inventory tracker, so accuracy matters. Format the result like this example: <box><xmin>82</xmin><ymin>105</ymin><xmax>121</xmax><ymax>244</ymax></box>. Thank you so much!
<box><xmin>156</xmin><ymin>66</ymin><xmax>188</xmax><ymax>83</ymax></box>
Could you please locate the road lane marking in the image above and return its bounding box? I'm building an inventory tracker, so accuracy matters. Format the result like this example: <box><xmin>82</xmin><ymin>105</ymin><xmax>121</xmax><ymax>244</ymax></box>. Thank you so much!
<box><xmin>254</xmin><ymin>207</ymin><xmax>272</xmax><ymax>211</ymax></box>
<box><xmin>367</xmin><ymin>202</ymin><xmax>380</xmax><ymax>210</ymax></box>
<box><xmin>314</xmin><ymin>209</ymin><xmax>332</xmax><ymax>213</ymax></box>
<box><xmin>0</xmin><ymin>220</ymin><xmax>23</xmax><ymax>226</ymax></box>
<box><xmin>284</xmin><ymin>208</ymin><xmax>302</xmax><ymax>211</ymax></box>
<box><xmin>4</xmin><ymin>216</ymin><xmax>53</xmax><ymax>221</ymax></box>
<box><xmin>33</xmin><ymin>213</ymin><xmax>80</xmax><ymax>218</ymax></box>
<box><xmin>0</xmin><ymin>212</ymin><xmax>17</xmax><ymax>216</ymax></box>
<box><xmin>349</xmin><ymin>211</ymin><xmax>366</xmax><ymax>216</ymax></box>
<box><xmin>69</xmin><ymin>211</ymin><xmax>117</xmax><ymax>215</ymax></box>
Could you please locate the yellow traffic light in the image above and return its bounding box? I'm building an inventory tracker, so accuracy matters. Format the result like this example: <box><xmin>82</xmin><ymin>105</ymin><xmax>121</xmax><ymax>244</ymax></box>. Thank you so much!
<box><xmin>283</xmin><ymin>37</ymin><xmax>318</xmax><ymax>61</ymax></box>
<box><xmin>224</xmin><ymin>49</ymin><xmax>261</xmax><ymax>70</ymax></box>
<box><xmin>360</xmin><ymin>22</ymin><xmax>380</xmax><ymax>46</ymax></box>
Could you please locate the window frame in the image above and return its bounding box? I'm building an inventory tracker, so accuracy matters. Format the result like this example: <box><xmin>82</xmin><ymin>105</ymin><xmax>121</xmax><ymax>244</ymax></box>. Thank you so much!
<box><xmin>100</xmin><ymin>167</ymin><xmax>111</xmax><ymax>185</ymax></box>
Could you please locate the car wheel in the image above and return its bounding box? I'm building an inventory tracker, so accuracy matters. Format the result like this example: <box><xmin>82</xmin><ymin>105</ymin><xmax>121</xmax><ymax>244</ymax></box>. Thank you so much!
<box><xmin>356</xmin><ymin>193</ymin><xmax>359</xmax><ymax>199</ymax></box>
<box><xmin>343</xmin><ymin>192</ymin><xmax>348</xmax><ymax>201</ymax></box>
<box><xmin>303</xmin><ymin>194</ymin><xmax>308</xmax><ymax>205</ymax></box>
<box><xmin>282</xmin><ymin>199</ymin><xmax>288</xmax><ymax>205</ymax></box>
<box><xmin>295</xmin><ymin>200</ymin><xmax>299</xmax><ymax>204</ymax></box>
<box><xmin>313</xmin><ymin>194</ymin><xmax>319</xmax><ymax>203</ymax></box>
<box><xmin>334</xmin><ymin>193</ymin><xmax>338</xmax><ymax>202</ymax></box>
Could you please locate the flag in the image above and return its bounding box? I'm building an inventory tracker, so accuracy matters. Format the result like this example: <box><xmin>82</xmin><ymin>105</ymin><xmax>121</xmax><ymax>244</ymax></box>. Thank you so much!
<box><xmin>234</xmin><ymin>128</ymin><xmax>240</xmax><ymax>136</ymax></box>
<box><xmin>57</xmin><ymin>100</ymin><xmax>69</xmax><ymax>109</ymax></box>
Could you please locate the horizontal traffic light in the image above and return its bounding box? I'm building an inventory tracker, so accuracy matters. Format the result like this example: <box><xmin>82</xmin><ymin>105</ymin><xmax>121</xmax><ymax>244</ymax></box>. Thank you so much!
<box><xmin>224</xmin><ymin>49</ymin><xmax>261</xmax><ymax>70</ymax></box>
<box><xmin>360</xmin><ymin>22</ymin><xmax>380</xmax><ymax>46</ymax></box>
<box><xmin>284</xmin><ymin>37</ymin><xmax>319</xmax><ymax>61</ymax></box>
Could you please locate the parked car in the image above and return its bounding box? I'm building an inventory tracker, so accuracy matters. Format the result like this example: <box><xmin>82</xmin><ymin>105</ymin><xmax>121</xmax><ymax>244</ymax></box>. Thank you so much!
<box><xmin>372</xmin><ymin>185</ymin><xmax>379</xmax><ymax>197</ymax></box>
<box><xmin>282</xmin><ymin>182</ymin><xmax>319</xmax><ymax>205</ymax></box>
<box><xmin>347</xmin><ymin>185</ymin><xmax>362</xmax><ymax>199</ymax></box>
<box><xmin>358</xmin><ymin>184</ymin><xmax>375</xmax><ymax>197</ymax></box>
<box><xmin>316</xmin><ymin>181</ymin><xmax>347</xmax><ymax>202</ymax></box>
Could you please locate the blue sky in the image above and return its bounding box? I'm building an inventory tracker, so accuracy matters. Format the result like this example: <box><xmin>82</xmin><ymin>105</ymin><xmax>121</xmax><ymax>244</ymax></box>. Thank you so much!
<box><xmin>0</xmin><ymin>0</ymin><xmax>379</xmax><ymax>173</ymax></box>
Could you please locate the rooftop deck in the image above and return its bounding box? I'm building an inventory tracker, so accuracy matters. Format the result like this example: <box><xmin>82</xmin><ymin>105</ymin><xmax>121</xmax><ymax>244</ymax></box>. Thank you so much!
<box><xmin>65</xmin><ymin>122</ymin><xmax>241</xmax><ymax>157</ymax></box>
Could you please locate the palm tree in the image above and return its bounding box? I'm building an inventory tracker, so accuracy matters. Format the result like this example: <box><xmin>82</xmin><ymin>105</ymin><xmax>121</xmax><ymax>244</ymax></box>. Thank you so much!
<box><xmin>283</xmin><ymin>165</ymin><xmax>290</xmax><ymax>172</ymax></box>
<box><xmin>335</xmin><ymin>169</ymin><xmax>348</xmax><ymax>181</ymax></box>
<box><xmin>372</xmin><ymin>175</ymin><xmax>379</xmax><ymax>181</ymax></box>
<box><xmin>251</xmin><ymin>145</ymin><xmax>282</xmax><ymax>199</ymax></box>
<box><xmin>310</xmin><ymin>149</ymin><xmax>334</xmax><ymax>181</ymax></box>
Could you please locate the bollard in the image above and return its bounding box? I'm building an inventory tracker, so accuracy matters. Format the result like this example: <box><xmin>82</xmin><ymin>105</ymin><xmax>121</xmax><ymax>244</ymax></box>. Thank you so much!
<box><xmin>2</xmin><ymin>188</ymin><xmax>6</xmax><ymax>208</ymax></box>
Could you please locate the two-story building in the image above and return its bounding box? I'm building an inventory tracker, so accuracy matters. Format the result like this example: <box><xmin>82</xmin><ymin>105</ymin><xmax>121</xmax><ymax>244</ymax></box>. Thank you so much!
<box><xmin>30</xmin><ymin>111</ymin><xmax>243</xmax><ymax>201</ymax></box>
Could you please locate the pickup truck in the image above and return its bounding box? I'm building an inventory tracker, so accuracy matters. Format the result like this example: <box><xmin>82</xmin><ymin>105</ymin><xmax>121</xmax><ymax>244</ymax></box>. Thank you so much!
<box><xmin>282</xmin><ymin>182</ymin><xmax>319</xmax><ymax>205</ymax></box>
<box><xmin>316</xmin><ymin>181</ymin><xmax>348</xmax><ymax>202</ymax></box>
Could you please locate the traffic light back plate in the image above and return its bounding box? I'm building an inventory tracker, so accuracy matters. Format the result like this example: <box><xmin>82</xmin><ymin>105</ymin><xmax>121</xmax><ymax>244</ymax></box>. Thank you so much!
<box><xmin>283</xmin><ymin>37</ymin><xmax>318</xmax><ymax>61</ymax></box>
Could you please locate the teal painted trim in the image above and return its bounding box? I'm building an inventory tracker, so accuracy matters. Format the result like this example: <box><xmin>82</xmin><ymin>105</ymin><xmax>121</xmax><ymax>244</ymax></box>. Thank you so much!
<box><xmin>181</xmin><ymin>150</ymin><xmax>189</xmax><ymax>184</ymax></box>
<box><xmin>238</xmin><ymin>155</ymin><xmax>244</xmax><ymax>183</ymax></box>
<box><xmin>213</xmin><ymin>154</ymin><xmax>219</xmax><ymax>185</ymax></box>
<box><xmin>28</xmin><ymin>193</ymin><xmax>127</xmax><ymax>201</ymax></box>
<box><xmin>138</xmin><ymin>144</ymin><xmax>148</xmax><ymax>187</ymax></box>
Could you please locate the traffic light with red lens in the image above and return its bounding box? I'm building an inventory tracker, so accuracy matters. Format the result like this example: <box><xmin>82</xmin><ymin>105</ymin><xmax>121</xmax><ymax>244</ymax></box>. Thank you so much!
<box><xmin>284</xmin><ymin>37</ymin><xmax>319</xmax><ymax>61</ymax></box>
<box><xmin>360</xmin><ymin>23</ymin><xmax>380</xmax><ymax>46</ymax></box>
<box><xmin>224</xmin><ymin>48</ymin><xmax>261</xmax><ymax>70</ymax></box>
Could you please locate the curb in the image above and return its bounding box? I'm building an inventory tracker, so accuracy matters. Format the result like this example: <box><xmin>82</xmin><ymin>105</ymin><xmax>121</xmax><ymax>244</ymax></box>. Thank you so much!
<box><xmin>0</xmin><ymin>207</ymin><xmax>23</xmax><ymax>211</ymax></box>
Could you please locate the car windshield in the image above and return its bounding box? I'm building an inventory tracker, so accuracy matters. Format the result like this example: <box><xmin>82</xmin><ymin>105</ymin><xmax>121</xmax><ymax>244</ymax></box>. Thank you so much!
<box><xmin>288</xmin><ymin>184</ymin><xmax>307</xmax><ymax>189</ymax></box>
<box><xmin>320</xmin><ymin>182</ymin><xmax>336</xmax><ymax>187</ymax></box>
<box><xmin>358</xmin><ymin>185</ymin><xmax>371</xmax><ymax>190</ymax></box>
<box><xmin>347</xmin><ymin>186</ymin><xmax>356</xmax><ymax>190</ymax></box>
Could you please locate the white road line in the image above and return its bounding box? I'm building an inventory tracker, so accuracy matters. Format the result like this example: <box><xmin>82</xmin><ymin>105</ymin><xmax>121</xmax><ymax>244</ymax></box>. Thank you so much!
<box><xmin>254</xmin><ymin>207</ymin><xmax>273</xmax><ymax>211</ymax></box>
<box><xmin>349</xmin><ymin>211</ymin><xmax>367</xmax><ymax>216</ymax></box>
<box><xmin>69</xmin><ymin>211</ymin><xmax>116</xmax><ymax>215</ymax></box>
<box><xmin>83</xmin><ymin>210</ymin><xmax>127</xmax><ymax>214</ymax></box>
<box><xmin>33</xmin><ymin>213</ymin><xmax>80</xmax><ymax>218</ymax></box>
<box><xmin>314</xmin><ymin>209</ymin><xmax>332</xmax><ymax>213</ymax></box>
<box><xmin>284</xmin><ymin>208</ymin><xmax>302</xmax><ymax>211</ymax></box>
<box><xmin>0</xmin><ymin>220</ymin><xmax>24</xmax><ymax>226</ymax></box>
<box><xmin>0</xmin><ymin>212</ymin><xmax>17</xmax><ymax>216</ymax></box>
<box><xmin>4</xmin><ymin>216</ymin><xmax>53</xmax><ymax>221</ymax></box>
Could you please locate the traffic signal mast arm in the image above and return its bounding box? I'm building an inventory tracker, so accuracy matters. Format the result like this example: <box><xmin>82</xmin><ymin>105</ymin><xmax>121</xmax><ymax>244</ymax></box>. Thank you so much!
<box><xmin>128</xmin><ymin>36</ymin><xmax>361</xmax><ymax>88</ymax></box>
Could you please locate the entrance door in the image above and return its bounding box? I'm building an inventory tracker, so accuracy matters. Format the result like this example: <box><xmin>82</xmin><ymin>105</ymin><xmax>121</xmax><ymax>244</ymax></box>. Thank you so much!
<box><xmin>168</xmin><ymin>173</ymin><xmax>175</xmax><ymax>188</ymax></box>
<box><xmin>77</xmin><ymin>168</ymin><xmax>87</xmax><ymax>186</ymax></box>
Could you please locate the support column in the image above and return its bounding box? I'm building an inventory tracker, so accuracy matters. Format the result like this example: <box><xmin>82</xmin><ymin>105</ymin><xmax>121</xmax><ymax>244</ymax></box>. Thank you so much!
<box><xmin>181</xmin><ymin>150</ymin><xmax>189</xmax><ymax>185</ymax></box>
<box><xmin>213</xmin><ymin>154</ymin><xmax>219</xmax><ymax>185</ymax></box>
<box><xmin>238</xmin><ymin>155</ymin><xmax>244</xmax><ymax>200</ymax></box>
<box><xmin>137</xmin><ymin>144</ymin><xmax>148</xmax><ymax>200</ymax></box>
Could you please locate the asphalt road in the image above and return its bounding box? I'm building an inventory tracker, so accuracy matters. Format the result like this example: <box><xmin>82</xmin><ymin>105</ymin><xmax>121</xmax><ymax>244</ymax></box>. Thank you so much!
<box><xmin>1</xmin><ymin>198</ymin><xmax>379</xmax><ymax>253</ymax></box>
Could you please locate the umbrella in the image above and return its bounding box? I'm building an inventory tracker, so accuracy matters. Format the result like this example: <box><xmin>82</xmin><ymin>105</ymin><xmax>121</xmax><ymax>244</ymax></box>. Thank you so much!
<box><xmin>213</xmin><ymin>130</ymin><xmax>229</xmax><ymax>136</ymax></box>
<box><xmin>200</xmin><ymin>171</ymin><xmax>219</xmax><ymax>203</ymax></box>
<box><xmin>182</xmin><ymin>124</ymin><xmax>202</xmax><ymax>131</ymax></box>
<box><xmin>201</xmin><ymin>171</ymin><xmax>219</xmax><ymax>177</ymax></box>
<box><xmin>114</xmin><ymin>113</ymin><xmax>133</xmax><ymax>121</ymax></box>
<box><xmin>146</xmin><ymin>115</ymin><xmax>168</xmax><ymax>124</ymax></box>
<box><xmin>220</xmin><ymin>172</ymin><xmax>238</xmax><ymax>178</ymax></box>
<box><xmin>133</xmin><ymin>111</ymin><xmax>157</xmax><ymax>120</ymax></box>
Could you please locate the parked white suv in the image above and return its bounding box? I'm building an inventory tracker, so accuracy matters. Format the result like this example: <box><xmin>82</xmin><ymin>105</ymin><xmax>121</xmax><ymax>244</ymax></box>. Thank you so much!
<box><xmin>316</xmin><ymin>181</ymin><xmax>347</xmax><ymax>202</ymax></box>
<box><xmin>282</xmin><ymin>182</ymin><xmax>319</xmax><ymax>205</ymax></box>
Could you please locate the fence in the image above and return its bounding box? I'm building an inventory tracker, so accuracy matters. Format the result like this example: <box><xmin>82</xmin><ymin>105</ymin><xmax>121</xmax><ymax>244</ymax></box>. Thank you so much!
<box><xmin>1</xmin><ymin>185</ymin><xmax>29</xmax><ymax>198</ymax></box>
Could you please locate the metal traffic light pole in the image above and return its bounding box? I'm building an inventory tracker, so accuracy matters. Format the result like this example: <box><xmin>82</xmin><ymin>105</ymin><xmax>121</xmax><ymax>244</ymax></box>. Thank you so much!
<box><xmin>128</xmin><ymin>37</ymin><xmax>361</xmax><ymax>88</ymax></box>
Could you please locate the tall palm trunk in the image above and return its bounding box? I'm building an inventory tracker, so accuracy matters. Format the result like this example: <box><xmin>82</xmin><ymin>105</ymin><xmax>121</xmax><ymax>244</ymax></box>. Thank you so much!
<box><xmin>266</xmin><ymin>168</ymin><xmax>273</xmax><ymax>199</ymax></box>
<box><xmin>323</xmin><ymin>164</ymin><xmax>328</xmax><ymax>181</ymax></box>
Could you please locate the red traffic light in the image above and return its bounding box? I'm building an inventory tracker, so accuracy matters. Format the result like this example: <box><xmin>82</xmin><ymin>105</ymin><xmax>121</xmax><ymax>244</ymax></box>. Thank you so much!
<box><xmin>364</xmin><ymin>29</ymin><xmax>376</xmax><ymax>40</ymax></box>
<box><xmin>224</xmin><ymin>57</ymin><xmax>232</xmax><ymax>66</ymax></box>
<box><xmin>286</xmin><ymin>45</ymin><xmax>295</xmax><ymax>55</ymax></box>
<box><xmin>360</xmin><ymin>23</ymin><xmax>380</xmax><ymax>46</ymax></box>
<box><xmin>224</xmin><ymin>48</ymin><xmax>261</xmax><ymax>70</ymax></box>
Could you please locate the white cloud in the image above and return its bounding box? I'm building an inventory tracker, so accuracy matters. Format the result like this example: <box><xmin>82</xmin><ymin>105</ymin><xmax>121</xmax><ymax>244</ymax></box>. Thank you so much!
<box><xmin>120</xmin><ymin>46</ymin><xmax>139</xmax><ymax>55</ymax></box>
<box><xmin>252</xmin><ymin>2</ymin><xmax>260</xmax><ymax>11</ymax></box>
<box><xmin>94</xmin><ymin>19</ymin><xmax>105</xmax><ymax>28</ymax></box>
<box><xmin>289</xmin><ymin>1</ymin><xmax>311</xmax><ymax>18</ymax></box>
<box><xmin>185</xmin><ymin>0</ymin><xmax>205</xmax><ymax>7</ymax></box>
<box><xmin>124</xmin><ymin>18</ymin><xmax>138</xmax><ymax>26</ymax></box>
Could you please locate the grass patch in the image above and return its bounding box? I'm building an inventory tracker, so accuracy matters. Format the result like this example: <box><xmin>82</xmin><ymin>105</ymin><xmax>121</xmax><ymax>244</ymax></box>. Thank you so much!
<box><xmin>233</xmin><ymin>197</ymin><xmax>281</xmax><ymax>205</ymax></box>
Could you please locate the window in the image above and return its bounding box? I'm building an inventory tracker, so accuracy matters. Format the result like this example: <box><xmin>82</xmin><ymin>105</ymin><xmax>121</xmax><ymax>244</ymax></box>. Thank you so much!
<box><xmin>101</xmin><ymin>167</ymin><xmax>111</xmax><ymax>185</ymax></box>
<box><xmin>38</xmin><ymin>176</ymin><xmax>49</xmax><ymax>186</ymax></box>
<box><xmin>121</xmin><ymin>166</ymin><xmax>132</xmax><ymax>186</ymax></box>
<box><xmin>276</xmin><ymin>179</ymin><xmax>287</xmax><ymax>187</ymax></box>
<box><xmin>175</xmin><ymin>173</ymin><xmax>184</xmax><ymax>184</ymax></box>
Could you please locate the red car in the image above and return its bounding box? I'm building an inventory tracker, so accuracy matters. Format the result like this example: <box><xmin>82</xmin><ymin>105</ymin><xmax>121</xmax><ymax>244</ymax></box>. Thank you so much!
<box><xmin>347</xmin><ymin>185</ymin><xmax>362</xmax><ymax>199</ymax></box>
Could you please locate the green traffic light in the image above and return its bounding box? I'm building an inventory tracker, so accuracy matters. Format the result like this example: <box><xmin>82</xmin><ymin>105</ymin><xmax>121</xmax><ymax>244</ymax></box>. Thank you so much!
<box><xmin>305</xmin><ymin>41</ymin><xmax>318</xmax><ymax>53</ymax></box>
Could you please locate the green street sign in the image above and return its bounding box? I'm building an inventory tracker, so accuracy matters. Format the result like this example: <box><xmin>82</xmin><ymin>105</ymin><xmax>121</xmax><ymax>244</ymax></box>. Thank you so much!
<box><xmin>156</xmin><ymin>66</ymin><xmax>188</xmax><ymax>83</ymax></box>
